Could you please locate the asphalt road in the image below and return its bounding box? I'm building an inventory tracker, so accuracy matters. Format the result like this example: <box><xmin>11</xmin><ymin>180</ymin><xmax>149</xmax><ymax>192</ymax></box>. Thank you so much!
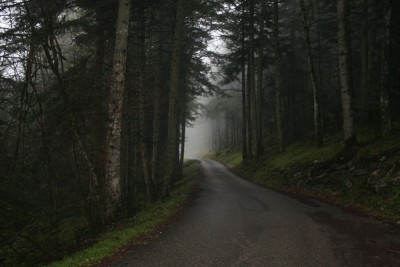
<box><xmin>113</xmin><ymin>159</ymin><xmax>400</xmax><ymax>267</ymax></box>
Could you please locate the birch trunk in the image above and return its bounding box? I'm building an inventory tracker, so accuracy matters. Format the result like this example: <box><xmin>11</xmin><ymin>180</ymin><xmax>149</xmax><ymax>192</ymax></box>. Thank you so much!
<box><xmin>337</xmin><ymin>0</ymin><xmax>356</xmax><ymax>147</ymax></box>
<box><xmin>104</xmin><ymin>0</ymin><xmax>131</xmax><ymax>220</ymax></box>
<box><xmin>299</xmin><ymin>0</ymin><xmax>323</xmax><ymax>147</ymax></box>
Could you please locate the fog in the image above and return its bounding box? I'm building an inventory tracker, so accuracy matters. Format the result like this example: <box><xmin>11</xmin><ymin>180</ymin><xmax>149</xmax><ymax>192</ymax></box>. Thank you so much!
<box><xmin>184</xmin><ymin>37</ymin><xmax>229</xmax><ymax>159</ymax></box>
<box><xmin>184</xmin><ymin>80</ymin><xmax>242</xmax><ymax>159</ymax></box>
<box><xmin>185</xmin><ymin>95</ymin><xmax>214</xmax><ymax>159</ymax></box>
<box><xmin>185</xmin><ymin>115</ymin><xmax>213</xmax><ymax>159</ymax></box>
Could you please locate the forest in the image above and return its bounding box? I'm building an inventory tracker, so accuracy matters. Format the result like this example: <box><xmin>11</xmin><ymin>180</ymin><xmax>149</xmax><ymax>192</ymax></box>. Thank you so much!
<box><xmin>0</xmin><ymin>0</ymin><xmax>399</xmax><ymax>266</ymax></box>
<box><xmin>207</xmin><ymin>0</ymin><xmax>400</xmax><ymax>156</ymax></box>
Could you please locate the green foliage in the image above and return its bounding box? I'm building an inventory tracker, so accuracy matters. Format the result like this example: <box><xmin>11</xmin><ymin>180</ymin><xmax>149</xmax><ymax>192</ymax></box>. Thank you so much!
<box><xmin>211</xmin><ymin>150</ymin><xmax>242</xmax><ymax>168</ymax></box>
<box><xmin>2</xmin><ymin>212</ymin><xmax>55</xmax><ymax>266</ymax></box>
<box><xmin>57</xmin><ymin>217</ymin><xmax>91</xmax><ymax>252</ymax></box>
<box><xmin>356</xmin><ymin>132</ymin><xmax>400</xmax><ymax>159</ymax></box>
<box><xmin>0</xmin><ymin>186</ymin><xmax>43</xmax><ymax>266</ymax></box>
<box><xmin>268</xmin><ymin>143</ymin><xmax>343</xmax><ymax>169</ymax></box>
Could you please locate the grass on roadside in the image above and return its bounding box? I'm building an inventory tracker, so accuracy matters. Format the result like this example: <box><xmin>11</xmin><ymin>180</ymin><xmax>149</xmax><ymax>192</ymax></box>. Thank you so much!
<box><xmin>208</xmin><ymin>134</ymin><xmax>400</xmax><ymax>221</ymax></box>
<box><xmin>268</xmin><ymin>142</ymin><xmax>343</xmax><ymax>169</ymax></box>
<box><xmin>46</xmin><ymin>160</ymin><xmax>201</xmax><ymax>267</ymax></box>
<box><xmin>207</xmin><ymin>150</ymin><xmax>242</xmax><ymax>168</ymax></box>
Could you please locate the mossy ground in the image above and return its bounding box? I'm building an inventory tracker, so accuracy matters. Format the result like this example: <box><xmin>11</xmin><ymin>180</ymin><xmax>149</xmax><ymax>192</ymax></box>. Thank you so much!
<box><xmin>209</xmin><ymin>134</ymin><xmax>400</xmax><ymax>222</ymax></box>
<box><xmin>46</xmin><ymin>160</ymin><xmax>201</xmax><ymax>267</ymax></box>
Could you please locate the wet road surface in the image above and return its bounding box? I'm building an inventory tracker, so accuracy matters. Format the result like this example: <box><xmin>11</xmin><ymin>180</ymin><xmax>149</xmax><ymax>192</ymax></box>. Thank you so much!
<box><xmin>113</xmin><ymin>159</ymin><xmax>400</xmax><ymax>266</ymax></box>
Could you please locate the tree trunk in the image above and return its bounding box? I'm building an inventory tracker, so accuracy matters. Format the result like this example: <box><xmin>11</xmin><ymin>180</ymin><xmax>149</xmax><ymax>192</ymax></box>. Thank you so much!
<box><xmin>299</xmin><ymin>0</ymin><xmax>323</xmax><ymax>147</ymax></box>
<box><xmin>380</xmin><ymin>0</ymin><xmax>393</xmax><ymax>135</ymax></box>
<box><xmin>256</xmin><ymin>0</ymin><xmax>266</xmax><ymax>157</ymax></box>
<box><xmin>137</xmin><ymin>9</ymin><xmax>154</xmax><ymax>201</ymax></box>
<box><xmin>248</xmin><ymin>0</ymin><xmax>258</xmax><ymax>157</ymax></box>
<box><xmin>179</xmin><ymin>111</ymin><xmax>186</xmax><ymax>180</ymax></box>
<box><xmin>274</xmin><ymin>0</ymin><xmax>284</xmax><ymax>152</ymax></box>
<box><xmin>174</xmin><ymin>112</ymin><xmax>181</xmax><ymax>184</ymax></box>
<box><xmin>241</xmin><ymin>6</ymin><xmax>248</xmax><ymax>161</ymax></box>
<box><xmin>122</xmin><ymin>70</ymin><xmax>137</xmax><ymax>216</ymax></box>
<box><xmin>104</xmin><ymin>0</ymin><xmax>131</xmax><ymax>220</ymax></box>
<box><xmin>138</xmin><ymin>63</ymin><xmax>154</xmax><ymax>201</ymax></box>
<box><xmin>91</xmin><ymin>0</ymin><xmax>108</xmax><ymax>182</ymax></box>
<box><xmin>163</xmin><ymin>0</ymin><xmax>186</xmax><ymax>198</ymax></box>
<box><xmin>337</xmin><ymin>0</ymin><xmax>356</xmax><ymax>147</ymax></box>
<box><xmin>246</xmin><ymin>62</ymin><xmax>253</xmax><ymax>156</ymax></box>
<box><xmin>360</xmin><ymin>0</ymin><xmax>369</xmax><ymax>125</ymax></box>
<box><xmin>365</xmin><ymin>0</ymin><xmax>376</xmax><ymax>137</ymax></box>
<box><xmin>151</xmin><ymin>10</ymin><xmax>164</xmax><ymax>195</ymax></box>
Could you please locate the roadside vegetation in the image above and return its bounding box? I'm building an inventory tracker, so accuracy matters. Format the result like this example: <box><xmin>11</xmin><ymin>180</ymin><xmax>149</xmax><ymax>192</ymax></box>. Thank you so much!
<box><xmin>209</xmin><ymin>132</ymin><xmax>400</xmax><ymax>222</ymax></box>
<box><xmin>6</xmin><ymin>160</ymin><xmax>201</xmax><ymax>267</ymax></box>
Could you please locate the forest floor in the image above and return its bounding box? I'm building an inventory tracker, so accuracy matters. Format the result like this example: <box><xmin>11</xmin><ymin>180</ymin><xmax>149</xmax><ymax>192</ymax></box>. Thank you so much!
<box><xmin>208</xmin><ymin>131</ymin><xmax>400</xmax><ymax>224</ymax></box>
<box><xmin>46</xmin><ymin>160</ymin><xmax>202</xmax><ymax>267</ymax></box>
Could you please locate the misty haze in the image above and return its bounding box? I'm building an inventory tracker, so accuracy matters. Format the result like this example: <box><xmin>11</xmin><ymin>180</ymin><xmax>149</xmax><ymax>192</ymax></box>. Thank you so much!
<box><xmin>1</xmin><ymin>0</ymin><xmax>400</xmax><ymax>266</ymax></box>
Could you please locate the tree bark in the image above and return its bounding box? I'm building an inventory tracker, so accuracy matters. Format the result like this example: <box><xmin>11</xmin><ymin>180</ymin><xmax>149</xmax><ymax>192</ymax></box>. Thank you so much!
<box><xmin>90</xmin><ymin>0</ymin><xmax>114</xmax><ymax>185</ymax></box>
<box><xmin>248</xmin><ymin>0</ymin><xmax>258</xmax><ymax>157</ymax></box>
<box><xmin>179</xmin><ymin>110</ymin><xmax>186</xmax><ymax>180</ymax></box>
<box><xmin>138</xmin><ymin>15</ymin><xmax>154</xmax><ymax>201</ymax></box>
<box><xmin>163</xmin><ymin>0</ymin><xmax>185</xmax><ymax>198</ymax></box>
<box><xmin>246</xmin><ymin>62</ymin><xmax>253</xmax><ymax>156</ymax></box>
<box><xmin>299</xmin><ymin>0</ymin><xmax>323</xmax><ymax>147</ymax></box>
<box><xmin>274</xmin><ymin>0</ymin><xmax>284</xmax><ymax>152</ymax></box>
<box><xmin>241</xmin><ymin>4</ymin><xmax>248</xmax><ymax>161</ymax></box>
<box><xmin>337</xmin><ymin>0</ymin><xmax>356</xmax><ymax>147</ymax></box>
<box><xmin>104</xmin><ymin>0</ymin><xmax>131</xmax><ymax>220</ymax></box>
<box><xmin>367</xmin><ymin>0</ymin><xmax>379</xmax><ymax>138</ymax></box>
<box><xmin>256</xmin><ymin>0</ymin><xmax>266</xmax><ymax>157</ymax></box>
<box><xmin>360</xmin><ymin>0</ymin><xmax>369</xmax><ymax>126</ymax></box>
<box><xmin>380</xmin><ymin>0</ymin><xmax>393</xmax><ymax>135</ymax></box>
<box><xmin>151</xmin><ymin>10</ymin><xmax>164</xmax><ymax>195</ymax></box>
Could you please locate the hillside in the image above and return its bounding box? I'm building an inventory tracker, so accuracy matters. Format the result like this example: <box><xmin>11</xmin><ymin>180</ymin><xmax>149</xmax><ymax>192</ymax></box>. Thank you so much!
<box><xmin>209</xmin><ymin>132</ymin><xmax>400</xmax><ymax>222</ymax></box>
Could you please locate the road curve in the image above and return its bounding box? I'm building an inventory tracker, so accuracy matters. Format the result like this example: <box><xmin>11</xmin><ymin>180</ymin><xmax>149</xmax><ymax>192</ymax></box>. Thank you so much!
<box><xmin>114</xmin><ymin>159</ymin><xmax>400</xmax><ymax>267</ymax></box>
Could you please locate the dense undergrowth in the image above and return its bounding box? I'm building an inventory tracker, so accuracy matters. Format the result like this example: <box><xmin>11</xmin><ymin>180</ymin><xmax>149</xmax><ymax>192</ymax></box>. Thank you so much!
<box><xmin>209</xmin><ymin>132</ymin><xmax>400</xmax><ymax>222</ymax></box>
<box><xmin>1</xmin><ymin>160</ymin><xmax>201</xmax><ymax>267</ymax></box>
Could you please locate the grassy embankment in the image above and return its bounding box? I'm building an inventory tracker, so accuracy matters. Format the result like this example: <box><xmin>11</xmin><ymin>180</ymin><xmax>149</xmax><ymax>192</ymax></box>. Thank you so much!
<box><xmin>209</xmin><ymin>132</ymin><xmax>400</xmax><ymax>222</ymax></box>
<box><xmin>46</xmin><ymin>160</ymin><xmax>201</xmax><ymax>267</ymax></box>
